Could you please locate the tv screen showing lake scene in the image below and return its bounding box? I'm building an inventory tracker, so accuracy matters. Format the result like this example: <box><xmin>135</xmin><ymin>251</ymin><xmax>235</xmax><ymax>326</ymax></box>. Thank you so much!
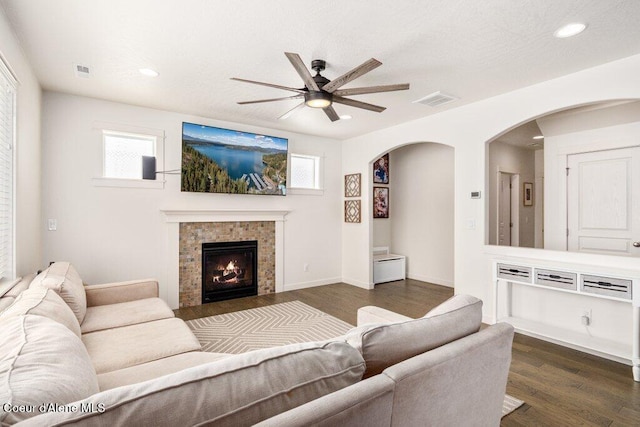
<box><xmin>181</xmin><ymin>122</ymin><xmax>288</xmax><ymax>196</ymax></box>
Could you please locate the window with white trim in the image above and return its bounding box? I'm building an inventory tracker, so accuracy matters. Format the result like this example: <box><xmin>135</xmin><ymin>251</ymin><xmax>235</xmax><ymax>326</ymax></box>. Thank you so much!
<box><xmin>103</xmin><ymin>131</ymin><xmax>155</xmax><ymax>179</ymax></box>
<box><xmin>290</xmin><ymin>153</ymin><xmax>322</xmax><ymax>190</ymax></box>
<box><xmin>92</xmin><ymin>122</ymin><xmax>165</xmax><ymax>189</ymax></box>
<box><xmin>0</xmin><ymin>59</ymin><xmax>16</xmax><ymax>282</ymax></box>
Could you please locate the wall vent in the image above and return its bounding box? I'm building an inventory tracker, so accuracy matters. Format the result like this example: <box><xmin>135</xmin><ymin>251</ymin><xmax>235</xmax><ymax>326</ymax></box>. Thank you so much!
<box><xmin>74</xmin><ymin>63</ymin><xmax>91</xmax><ymax>78</ymax></box>
<box><xmin>413</xmin><ymin>91</ymin><xmax>458</xmax><ymax>107</ymax></box>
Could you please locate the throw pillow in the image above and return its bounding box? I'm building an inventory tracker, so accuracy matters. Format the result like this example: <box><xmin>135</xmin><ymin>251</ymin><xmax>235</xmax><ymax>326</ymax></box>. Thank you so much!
<box><xmin>0</xmin><ymin>315</ymin><xmax>99</xmax><ymax>424</ymax></box>
<box><xmin>0</xmin><ymin>286</ymin><xmax>81</xmax><ymax>337</ymax></box>
<box><xmin>345</xmin><ymin>295</ymin><xmax>482</xmax><ymax>377</ymax></box>
<box><xmin>30</xmin><ymin>262</ymin><xmax>87</xmax><ymax>324</ymax></box>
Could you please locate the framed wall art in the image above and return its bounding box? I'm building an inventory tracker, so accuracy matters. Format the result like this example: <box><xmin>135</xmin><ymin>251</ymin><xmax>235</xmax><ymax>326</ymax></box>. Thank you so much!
<box><xmin>373</xmin><ymin>187</ymin><xmax>389</xmax><ymax>218</ymax></box>
<box><xmin>523</xmin><ymin>182</ymin><xmax>533</xmax><ymax>206</ymax></box>
<box><xmin>373</xmin><ymin>153</ymin><xmax>389</xmax><ymax>184</ymax></box>
<box><xmin>344</xmin><ymin>173</ymin><xmax>361</xmax><ymax>197</ymax></box>
<box><xmin>344</xmin><ymin>200</ymin><xmax>361</xmax><ymax>223</ymax></box>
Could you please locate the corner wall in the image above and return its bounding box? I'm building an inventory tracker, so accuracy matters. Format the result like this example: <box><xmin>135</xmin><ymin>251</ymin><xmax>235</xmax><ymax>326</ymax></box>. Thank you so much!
<box><xmin>389</xmin><ymin>143</ymin><xmax>454</xmax><ymax>286</ymax></box>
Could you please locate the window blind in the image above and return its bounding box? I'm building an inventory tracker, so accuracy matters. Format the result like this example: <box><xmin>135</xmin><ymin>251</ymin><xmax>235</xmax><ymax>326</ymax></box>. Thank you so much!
<box><xmin>0</xmin><ymin>58</ymin><xmax>16</xmax><ymax>281</ymax></box>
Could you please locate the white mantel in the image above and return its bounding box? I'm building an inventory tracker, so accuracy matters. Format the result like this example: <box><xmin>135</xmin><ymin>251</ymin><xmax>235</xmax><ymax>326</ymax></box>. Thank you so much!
<box><xmin>161</xmin><ymin>209</ymin><xmax>289</xmax><ymax>309</ymax></box>
<box><xmin>161</xmin><ymin>209</ymin><xmax>290</xmax><ymax>223</ymax></box>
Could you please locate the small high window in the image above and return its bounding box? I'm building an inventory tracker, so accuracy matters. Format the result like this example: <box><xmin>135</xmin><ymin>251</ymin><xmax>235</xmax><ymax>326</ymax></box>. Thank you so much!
<box><xmin>92</xmin><ymin>122</ymin><xmax>165</xmax><ymax>189</ymax></box>
<box><xmin>290</xmin><ymin>154</ymin><xmax>321</xmax><ymax>190</ymax></box>
<box><xmin>103</xmin><ymin>131</ymin><xmax>155</xmax><ymax>179</ymax></box>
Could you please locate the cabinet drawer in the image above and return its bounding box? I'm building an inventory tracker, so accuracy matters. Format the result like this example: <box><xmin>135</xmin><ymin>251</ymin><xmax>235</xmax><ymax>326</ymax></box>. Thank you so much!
<box><xmin>535</xmin><ymin>269</ymin><xmax>577</xmax><ymax>291</ymax></box>
<box><xmin>581</xmin><ymin>274</ymin><xmax>632</xmax><ymax>300</ymax></box>
<box><xmin>497</xmin><ymin>263</ymin><xmax>532</xmax><ymax>283</ymax></box>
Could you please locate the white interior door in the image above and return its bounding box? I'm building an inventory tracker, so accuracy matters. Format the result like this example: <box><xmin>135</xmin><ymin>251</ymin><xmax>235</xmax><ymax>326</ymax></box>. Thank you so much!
<box><xmin>567</xmin><ymin>146</ymin><xmax>640</xmax><ymax>256</ymax></box>
<box><xmin>498</xmin><ymin>172</ymin><xmax>511</xmax><ymax>246</ymax></box>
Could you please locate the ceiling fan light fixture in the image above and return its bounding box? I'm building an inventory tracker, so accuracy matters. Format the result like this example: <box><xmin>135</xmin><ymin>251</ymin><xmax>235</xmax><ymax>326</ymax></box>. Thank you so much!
<box><xmin>305</xmin><ymin>91</ymin><xmax>332</xmax><ymax>108</ymax></box>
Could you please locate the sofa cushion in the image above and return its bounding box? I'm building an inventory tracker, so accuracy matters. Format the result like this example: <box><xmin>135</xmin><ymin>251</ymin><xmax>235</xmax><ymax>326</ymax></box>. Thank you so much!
<box><xmin>0</xmin><ymin>286</ymin><xmax>81</xmax><ymax>337</ymax></box>
<box><xmin>97</xmin><ymin>351</ymin><xmax>231</xmax><ymax>391</ymax></box>
<box><xmin>82</xmin><ymin>317</ymin><xmax>202</xmax><ymax>374</ymax></box>
<box><xmin>16</xmin><ymin>341</ymin><xmax>365</xmax><ymax>427</ymax></box>
<box><xmin>424</xmin><ymin>294</ymin><xmax>482</xmax><ymax>317</ymax></box>
<box><xmin>345</xmin><ymin>295</ymin><xmax>483</xmax><ymax>377</ymax></box>
<box><xmin>30</xmin><ymin>262</ymin><xmax>87</xmax><ymax>324</ymax></box>
<box><xmin>0</xmin><ymin>297</ymin><xmax>14</xmax><ymax>312</ymax></box>
<box><xmin>0</xmin><ymin>315</ymin><xmax>99</xmax><ymax>425</ymax></box>
<box><xmin>1</xmin><ymin>273</ymin><xmax>36</xmax><ymax>298</ymax></box>
<box><xmin>0</xmin><ymin>277</ymin><xmax>22</xmax><ymax>298</ymax></box>
<box><xmin>81</xmin><ymin>297</ymin><xmax>174</xmax><ymax>334</ymax></box>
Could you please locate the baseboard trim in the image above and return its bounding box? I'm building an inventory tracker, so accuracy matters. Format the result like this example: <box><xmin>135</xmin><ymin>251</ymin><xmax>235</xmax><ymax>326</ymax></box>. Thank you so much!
<box><xmin>407</xmin><ymin>273</ymin><xmax>454</xmax><ymax>288</ymax></box>
<box><xmin>341</xmin><ymin>277</ymin><xmax>373</xmax><ymax>290</ymax></box>
<box><xmin>283</xmin><ymin>277</ymin><xmax>342</xmax><ymax>292</ymax></box>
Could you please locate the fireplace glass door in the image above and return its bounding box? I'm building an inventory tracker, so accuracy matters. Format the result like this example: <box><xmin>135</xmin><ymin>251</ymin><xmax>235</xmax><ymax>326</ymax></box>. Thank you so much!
<box><xmin>202</xmin><ymin>240</ymin><xmax>258</xmax><ymax>303</ymax></box>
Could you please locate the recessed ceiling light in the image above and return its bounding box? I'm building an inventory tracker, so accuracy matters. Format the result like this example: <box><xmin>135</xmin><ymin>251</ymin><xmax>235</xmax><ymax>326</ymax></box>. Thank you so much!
<box><xmin>339</xmin><ymin>114</ymin><xmax>352</xmax><ymax>120</ymax></box>
<box><xmin>139</xmin><ymin>68</ymin><xmax>159</xmax><ymax>77</ymax></box>
<box><xmin>533</xmin><ymin>135</ymin><xmax>544</xmax><ymax>140</ymax></box>
<box><xmin>554</xmin><ymin>23</ymin><xmax>586</xmax><ymax>38</ymax></box>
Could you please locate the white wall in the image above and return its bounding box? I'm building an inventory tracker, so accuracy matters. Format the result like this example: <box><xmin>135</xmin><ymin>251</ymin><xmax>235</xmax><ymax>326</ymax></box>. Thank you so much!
<box><xmin>534</xmin><ymin>148</ymin><xmax>544</xmax><ymax>248</ymax></box>
<box><xmin>41</xmin><ymin>92</ymin><xmax>343</xmax><ymax>299</ymax></box>
<box><xmin>390</xmin><ymin>143</ymin><xmax>454</xmax><ymax>286</ymax></box>
<box><xmin>342</xmin><ymin>54</ymin><xmax>640</xmax><ymax>352</ymax></box>
<box><xmin>0</xmin><ymin>7</ymin><xmax>41</xmax><ymax>277</ymax></box>
<box><xmin>538</xmin><ymin>101</ymin><xmax>640</xmax><ymax>251</ymax></box>
<box><xmin>487</xmin><ymin>141</ymin><xmax>536</xmax><ymax>247</ymax></box>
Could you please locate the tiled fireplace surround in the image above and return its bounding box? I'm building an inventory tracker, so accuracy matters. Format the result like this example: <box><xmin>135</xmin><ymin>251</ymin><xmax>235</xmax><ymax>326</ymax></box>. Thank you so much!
<box><xmin>162</xmin><ymin>210</ymin><xmax>288</xmax><ymax>309</ymax></box>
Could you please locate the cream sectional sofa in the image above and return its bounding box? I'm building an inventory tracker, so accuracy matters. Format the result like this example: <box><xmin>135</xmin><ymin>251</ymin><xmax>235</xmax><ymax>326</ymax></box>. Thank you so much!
<box><xmin>0</xmin><ymin>262</ymin><xmax>514</xmax><ymax>426</ymax></box>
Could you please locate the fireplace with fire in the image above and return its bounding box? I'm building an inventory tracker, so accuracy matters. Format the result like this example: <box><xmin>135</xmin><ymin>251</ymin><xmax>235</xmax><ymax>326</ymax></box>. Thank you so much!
<box><xmin>201</xmin><ymin>240</ymin><xmax>258</xmax><ymax>303</ymax></box>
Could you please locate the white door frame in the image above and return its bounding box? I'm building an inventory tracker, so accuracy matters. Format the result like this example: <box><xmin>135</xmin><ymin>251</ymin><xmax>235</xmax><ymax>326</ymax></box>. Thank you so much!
<box><xmin>496</xmin><ymin>168</ymin><xmax>520</xmax><ymax>246</ymax></box>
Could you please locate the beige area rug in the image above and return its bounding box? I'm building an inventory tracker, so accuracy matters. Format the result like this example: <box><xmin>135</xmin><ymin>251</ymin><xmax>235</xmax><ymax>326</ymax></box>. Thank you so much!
<box><xmin>186</xmin><ymin>300</ymin><xmax>523</xmax><ymax>417</ymax></box>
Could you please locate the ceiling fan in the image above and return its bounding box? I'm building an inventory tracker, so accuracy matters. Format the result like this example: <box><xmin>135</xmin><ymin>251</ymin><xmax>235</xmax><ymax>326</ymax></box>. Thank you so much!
<box><xmin>232</xmin><ymin>52</ymin><xmax>410</xmax><ymax>122</ymax></box>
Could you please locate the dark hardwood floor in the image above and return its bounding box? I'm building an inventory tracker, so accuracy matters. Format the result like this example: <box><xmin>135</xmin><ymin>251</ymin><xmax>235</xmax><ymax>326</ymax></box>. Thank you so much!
<box><xmin>174</xmin><ymin>279</ymin><xmax>640</xmax><ymax>426</ymax></box>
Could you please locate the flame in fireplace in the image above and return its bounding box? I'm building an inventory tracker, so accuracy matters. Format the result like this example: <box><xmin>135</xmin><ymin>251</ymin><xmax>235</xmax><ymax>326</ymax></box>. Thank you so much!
<box><xmin>225</xmin><ymin>261</ymin><xmax>236</xmax><ymax>274</ymax></box>
<box><xmin>212</xmin><ymin>259</ymin><xmax>242</xmax><ymax>284</ymax></box>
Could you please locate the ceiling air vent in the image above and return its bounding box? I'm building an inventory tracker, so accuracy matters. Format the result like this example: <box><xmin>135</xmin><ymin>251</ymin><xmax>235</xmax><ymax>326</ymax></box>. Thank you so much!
<box><xmin>413</xmin><ymin>91</ymin><xmax>458</xmax><ymax>107</ymax></box>
<box><xmin>74</xmin><ymin>63</ymin><xmax>91</xmax><ymax>78</ymax></box>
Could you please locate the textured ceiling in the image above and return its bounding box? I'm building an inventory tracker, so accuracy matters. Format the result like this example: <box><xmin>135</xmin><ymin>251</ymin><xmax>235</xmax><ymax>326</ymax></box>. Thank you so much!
<box><xmin>2</xmin><ymin>0</ymin><xmax>640</xmax><ymax>139</ymax></box>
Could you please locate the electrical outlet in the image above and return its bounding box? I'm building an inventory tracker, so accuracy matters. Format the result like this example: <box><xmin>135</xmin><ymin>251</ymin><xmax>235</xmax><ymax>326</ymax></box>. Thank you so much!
<box><xmin>581</xmin><ymin>309</ymin><xmax>592</xmax><ymax>326</ymax></box>
<box><xmin>303</xmin><ymin>263</ymin><xmax>309</xmax><ymax>272</ymax></box>
<box><xmin>47</xmin><ymin>219</ymin><xmax>57</xmax><ymax>231</ymax></box>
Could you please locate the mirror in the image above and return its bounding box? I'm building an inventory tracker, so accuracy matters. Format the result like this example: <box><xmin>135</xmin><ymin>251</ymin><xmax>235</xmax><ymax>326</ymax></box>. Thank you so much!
<box><xmin>486</xmin><ymin>100</ymin><xmax>640</xmax><ymax>256</ymax></box>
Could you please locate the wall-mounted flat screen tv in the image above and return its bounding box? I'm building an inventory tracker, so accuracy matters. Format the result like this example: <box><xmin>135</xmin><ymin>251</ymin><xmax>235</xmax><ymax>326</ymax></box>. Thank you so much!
<box><xmin>181</xmin><ymin>122</ymin><xmax>287</xmax><ymax>195</ymax></box>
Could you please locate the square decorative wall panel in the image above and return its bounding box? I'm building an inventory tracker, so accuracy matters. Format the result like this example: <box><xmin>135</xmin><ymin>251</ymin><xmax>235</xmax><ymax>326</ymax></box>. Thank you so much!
<box><xmin>344</xmin><ymin>200</ymin><xmax>361</xmax><ymax>223</ymax></box>
<box><xmin>344</xmin><ymin>173</ymin><xmax>361</xmax><ymax>197</ymax></box>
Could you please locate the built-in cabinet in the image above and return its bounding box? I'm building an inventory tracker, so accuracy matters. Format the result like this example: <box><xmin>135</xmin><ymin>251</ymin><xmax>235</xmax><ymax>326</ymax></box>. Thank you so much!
<box><xmin>492</xmin><ymin>259</ymin><xmax>639</xmax><ymax>382</ymax></box>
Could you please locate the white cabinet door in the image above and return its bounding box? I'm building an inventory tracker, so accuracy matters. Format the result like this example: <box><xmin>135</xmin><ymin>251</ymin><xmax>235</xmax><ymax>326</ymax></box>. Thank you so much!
<box><xmin>567</xmin><ymin>146</ymin><xmax>640</xmax><ymax>256</ymax></box>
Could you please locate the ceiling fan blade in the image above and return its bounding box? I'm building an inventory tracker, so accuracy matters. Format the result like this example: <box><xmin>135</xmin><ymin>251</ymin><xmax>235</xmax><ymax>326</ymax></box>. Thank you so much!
<box><xmin>333</xmin><ymin>96</ymin><xmax>386</xmax><ymax>113</ymax></box>
<box><xmin>284</xmin><ymin>52</ymin><xmax>320</xmax><ymax>91</ymax></box>
<box><xmin>231</xmin><ymin>77</ymin><xmax>305</xmax><ymax>94</ymax></box>
<box><xmin>278</xmin><ymin>102</ymin><xmax>306</xmax><ymax>120</ymax></box>
<box><xmin>322</xmin><ymin>58</ymin><xmax>382</xmax><ymax>93</ymax></box>
<box><xmin>333</xmin><ymin>83</ymin><xmax>410</xmax><ymax>97</ymax></box>
<box><xmin>323</xmin><ymin>106</ymin><xmax>340</xmax><ymax>122</ymax></box>
<box><xmin>238</xmin><ymin>95</ymin><xmax>303</xmax><ymax>105</ymax></box>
